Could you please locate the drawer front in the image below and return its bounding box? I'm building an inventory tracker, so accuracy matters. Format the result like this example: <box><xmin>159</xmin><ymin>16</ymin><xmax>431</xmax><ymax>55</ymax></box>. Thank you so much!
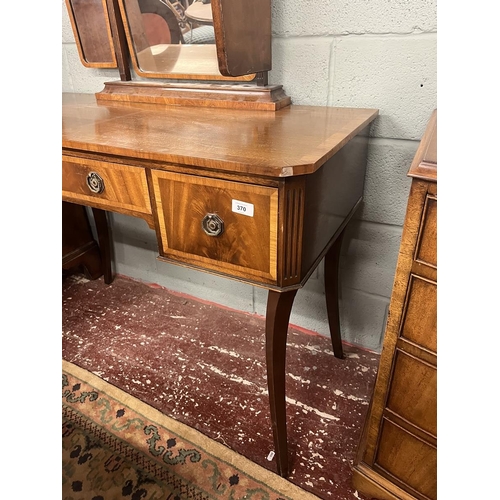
<box><xmin>151</xmin><ymin>170</ymin><xmax>278</xmax><ymax>283</ymax></box>
<box><xmin>399</xmin><ymin>274</ymin><xmax>437</xmax><ymax>353</ymax></box>
<box><xmin>375</xmin><ymin>420</ymin><xmax>437</xmax><ymax>500</ymax></box>
<box><xmin>386</xmin><ymin>350</ymin><xmax>437</xmax><ymax>436</ymax></box>
<box><xmin>62</xmin><ymin>156</ymin><xmax>152</xmax><ymax>215</ymax></box>
<box><xmin>415</xmin><ymin>194</ymin><xmax>437</xmax><ymax>268</ymax></box>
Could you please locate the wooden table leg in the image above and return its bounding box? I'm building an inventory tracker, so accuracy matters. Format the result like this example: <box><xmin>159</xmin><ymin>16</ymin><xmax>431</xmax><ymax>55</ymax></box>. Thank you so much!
<box><xmin>324</xmin><ymin>228</ymin><xmax>346</xmax><ymax>359</ymax></box>
<box><xmin>266</xmin><ymin>288</ymin><xmax>297</xmax><ymax>478</ymax></box>
<box><xmin>91</xmin><ymin>208</ymin><xmax>113</xmax><ymax>284</ymax></box>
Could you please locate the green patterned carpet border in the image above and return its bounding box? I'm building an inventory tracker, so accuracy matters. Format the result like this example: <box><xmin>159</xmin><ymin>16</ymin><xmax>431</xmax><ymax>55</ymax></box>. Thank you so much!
<box><xmin>62</xmin><ymin>359</ymin><xmax>322</xmax><ymax>500</ymax></box>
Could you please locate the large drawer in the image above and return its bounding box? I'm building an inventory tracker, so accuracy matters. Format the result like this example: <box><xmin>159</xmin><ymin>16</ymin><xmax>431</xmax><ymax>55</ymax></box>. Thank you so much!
<box><xmin>375</xmin><ymin>420</ymin><xmax>437</xmax><ymax>500</ymax></box>
<box><xmin>62</xmin><ymin>156</ymin><xmax>152</xmax><ymax>217</ymax></box>
<box><xmin>151</xmin><ymin>170</ymin><xmax>278</xmax><ymax>284</ymax></box>
<box><xmin>386</xmin><ymin>350</ymin><xmax>437</xmax><ymax>437</ymax></box>
<box><xmin>399</xmin><ymin>274</ymin><xmax>437</xmax><ymax>353</ymax></box>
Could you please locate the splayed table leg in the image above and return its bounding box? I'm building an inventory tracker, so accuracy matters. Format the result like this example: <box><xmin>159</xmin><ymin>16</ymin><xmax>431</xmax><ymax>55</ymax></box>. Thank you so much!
<box><xmin>265</xmin><ymin>288</ymin><xmax>297</xmax><ymax>478</ymax></box>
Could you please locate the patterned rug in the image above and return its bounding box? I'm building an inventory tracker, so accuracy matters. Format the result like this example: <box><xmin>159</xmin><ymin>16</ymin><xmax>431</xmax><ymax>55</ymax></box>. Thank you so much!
<box><xmin>62</xmin><ymin>360</ymin><xmax>322</xmax><ymax>500</ymax></box>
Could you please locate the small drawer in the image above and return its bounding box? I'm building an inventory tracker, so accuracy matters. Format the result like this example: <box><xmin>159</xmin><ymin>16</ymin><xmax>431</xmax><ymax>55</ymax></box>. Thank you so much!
<box><xmin>399</xmin><ymin>274</ymin><xmax>437</xmax><ymax>353</ymax></box>
<box><xmin>415</xmin><ymin>194</ymin><xmax>437</xmax><ymax>268</ymax></box>
<box><xmin>62</xmin><ymin>156</ymin><xmax>152</xmax><ymax>216</ymax></box>
<box><xmin>386</xmin><ymin>350</ymin><xmax>437</xmax><ymax>436</ymax></box>
<box><xmin>375</xmin><ymin>420</ymin><xmax>437</xmax><ymax>499</ymax></box>
<box><xmin>151</xmin><ymin>170</ymin><xmax>278</xmax><ymax>284</ymax></box>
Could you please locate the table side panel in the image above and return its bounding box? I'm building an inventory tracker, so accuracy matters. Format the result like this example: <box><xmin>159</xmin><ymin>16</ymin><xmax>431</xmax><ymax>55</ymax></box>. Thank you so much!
<box><xmin>301</xmin><ymin>126</ymin><xmax>370</xmax><ymax>277</ymax></box>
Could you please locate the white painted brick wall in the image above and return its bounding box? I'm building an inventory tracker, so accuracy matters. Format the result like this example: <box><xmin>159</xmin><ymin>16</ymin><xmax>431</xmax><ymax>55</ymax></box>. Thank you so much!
<box><xmin>330</xmin><ymin>34</ymin><xmax>437</xmax><ymax>139</ymax></box>
<box><xmin>63</xmin><ymin>0</ymin><xmax>437</xmax><ymax>352</ymax></box>
<box><xmin>272</xmin><ymin>0</ymin><xmax>437</xmax><ymax>37</ymax></box>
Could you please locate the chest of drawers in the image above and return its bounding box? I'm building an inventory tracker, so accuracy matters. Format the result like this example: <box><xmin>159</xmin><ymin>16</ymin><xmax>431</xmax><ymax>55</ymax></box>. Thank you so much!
<box><xmin>352</xmin><ymin>110</ymin><xmax>437</xmax><ymax>499</ymax></box>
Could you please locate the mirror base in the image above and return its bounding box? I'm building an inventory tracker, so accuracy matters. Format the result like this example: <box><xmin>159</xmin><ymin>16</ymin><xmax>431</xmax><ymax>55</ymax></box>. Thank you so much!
<box><xmin>95</xmin><ymin>80</ymin><xmax>291</xmax><ymax>111</ymax></box>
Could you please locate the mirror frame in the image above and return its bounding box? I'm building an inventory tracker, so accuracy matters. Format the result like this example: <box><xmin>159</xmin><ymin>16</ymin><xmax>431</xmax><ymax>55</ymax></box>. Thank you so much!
<box><xmin>213</xmin><ymin>0</ymin><xmax>271</xmax><ymax>77</ymax></box>
<box><xmin>65</xmin><ymin>0</ymin><xmax>118</xmax><ymax>68</ymax></box>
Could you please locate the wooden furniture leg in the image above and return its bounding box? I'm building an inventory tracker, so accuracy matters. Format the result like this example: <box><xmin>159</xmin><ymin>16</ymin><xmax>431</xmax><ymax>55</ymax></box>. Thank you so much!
<box><xmin>324</xmin><ymin>229</ymin><xmax>346</xmax><ymax>359</ymax></box>
<box><xmin>265</xmin><ymin>288</ymin><xmax>297</xmax><ymax>478</ymax></box>
<box><xmin>91</xmin><ymin>208</ymin><xmax>113</xmax><ymax>284</ymax></box>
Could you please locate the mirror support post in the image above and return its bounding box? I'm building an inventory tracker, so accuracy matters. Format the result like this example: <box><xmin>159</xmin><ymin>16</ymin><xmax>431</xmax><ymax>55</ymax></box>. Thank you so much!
<box><xmin>106</xmin><ymin>0</ymin><xmax>132</xmax><ymax>80</ymax></box>
<box><xmin>256</xmin><ymin>72</ymin><xmax>269</xmax><ymax>87</ymax></box>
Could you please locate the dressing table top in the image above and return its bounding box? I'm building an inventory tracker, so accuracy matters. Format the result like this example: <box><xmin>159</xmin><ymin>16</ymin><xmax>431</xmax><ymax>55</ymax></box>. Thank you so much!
<box><xmin>63</xmin><ymin>92</ymin><xmax>378</xmax><ymax>178</ymax></box>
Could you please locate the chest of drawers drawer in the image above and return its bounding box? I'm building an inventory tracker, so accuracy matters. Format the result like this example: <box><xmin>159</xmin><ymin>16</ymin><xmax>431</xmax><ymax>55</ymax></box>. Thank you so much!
<box><xmin>386</xmin><ymin>350</ymin><xmax>437</xmax><ymax>436</ymax></box>
<box><xmin>399</xmin><ymin>274</ymin><xmax>437</xmax><ymax>353</ymax></box>
<box><xmin>374</xmin><ymin>419</ymin><xmax>437</xmax><ymax>499</ymax></box>
<box><xmin>151</xmin><ymin>170</ymin><xmax>279</xmax><ymax>284</ymax></box>
<box><xmin>62</xmin><ymin>156</ymin><xmax>152</xmax><ymax>217</ymax></box>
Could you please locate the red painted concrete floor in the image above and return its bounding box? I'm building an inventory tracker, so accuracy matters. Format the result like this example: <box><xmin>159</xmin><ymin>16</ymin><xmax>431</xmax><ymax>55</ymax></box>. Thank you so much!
<box><xmin>62</xmin><ymin>273</ymin><xmax>380</xmax><ymax>500</ymax></box>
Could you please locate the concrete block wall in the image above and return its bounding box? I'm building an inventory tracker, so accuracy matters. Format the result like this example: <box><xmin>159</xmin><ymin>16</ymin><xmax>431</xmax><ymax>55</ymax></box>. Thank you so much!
<box><xmin>62</xmin><ymin>0</ymin><xmax>437</xmax><ymax>352</ymax></box>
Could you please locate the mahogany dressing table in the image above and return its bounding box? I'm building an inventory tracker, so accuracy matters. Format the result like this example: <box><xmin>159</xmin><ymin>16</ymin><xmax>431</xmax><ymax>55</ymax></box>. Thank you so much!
<box><xmin>63</xmin><ymin>0</ymin><xmax>378</xmax><ymax>478</ymax></box>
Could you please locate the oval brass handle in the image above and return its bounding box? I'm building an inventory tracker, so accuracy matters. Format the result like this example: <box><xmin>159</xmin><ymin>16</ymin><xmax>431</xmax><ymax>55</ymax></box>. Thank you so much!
<box><xmin>202</xmin><ymin>213</ymin><xmax>224</xmax><ymax>237</ymax></box>
<box><xmin>86</xmin><ymin>172</ymin><xmax>105</xmax><ymax>194</ymax></box>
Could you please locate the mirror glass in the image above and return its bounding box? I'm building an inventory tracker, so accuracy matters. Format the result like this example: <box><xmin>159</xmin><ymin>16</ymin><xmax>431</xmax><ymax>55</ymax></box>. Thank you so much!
<box><xmin>119</xmin><ymin>0</ymin><xmax>254</xmax><ymax>80</ymax></box>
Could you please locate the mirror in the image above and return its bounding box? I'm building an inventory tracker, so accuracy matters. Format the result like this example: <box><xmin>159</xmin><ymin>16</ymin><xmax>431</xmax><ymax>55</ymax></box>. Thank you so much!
<box><xmin>65</xmin><ymin>0</ymin><xmax>117</xmax><ymax>67</ymax></box>
<box><xmin>118</xmin><ymin>0</ymin><xmax>255</xmax><ymax>80</ymax></box>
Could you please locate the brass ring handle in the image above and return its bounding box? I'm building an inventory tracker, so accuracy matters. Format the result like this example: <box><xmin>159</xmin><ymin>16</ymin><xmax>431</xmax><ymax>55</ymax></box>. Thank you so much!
<box><xmin>86</xmin><ymin>172</ymin><xmax>105</xmax><ymax>194</ymax></box>
<box><xmin>202</xmin><ymin>213</ymin><xmax>224</xmax><ymax>237</ymax></box>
